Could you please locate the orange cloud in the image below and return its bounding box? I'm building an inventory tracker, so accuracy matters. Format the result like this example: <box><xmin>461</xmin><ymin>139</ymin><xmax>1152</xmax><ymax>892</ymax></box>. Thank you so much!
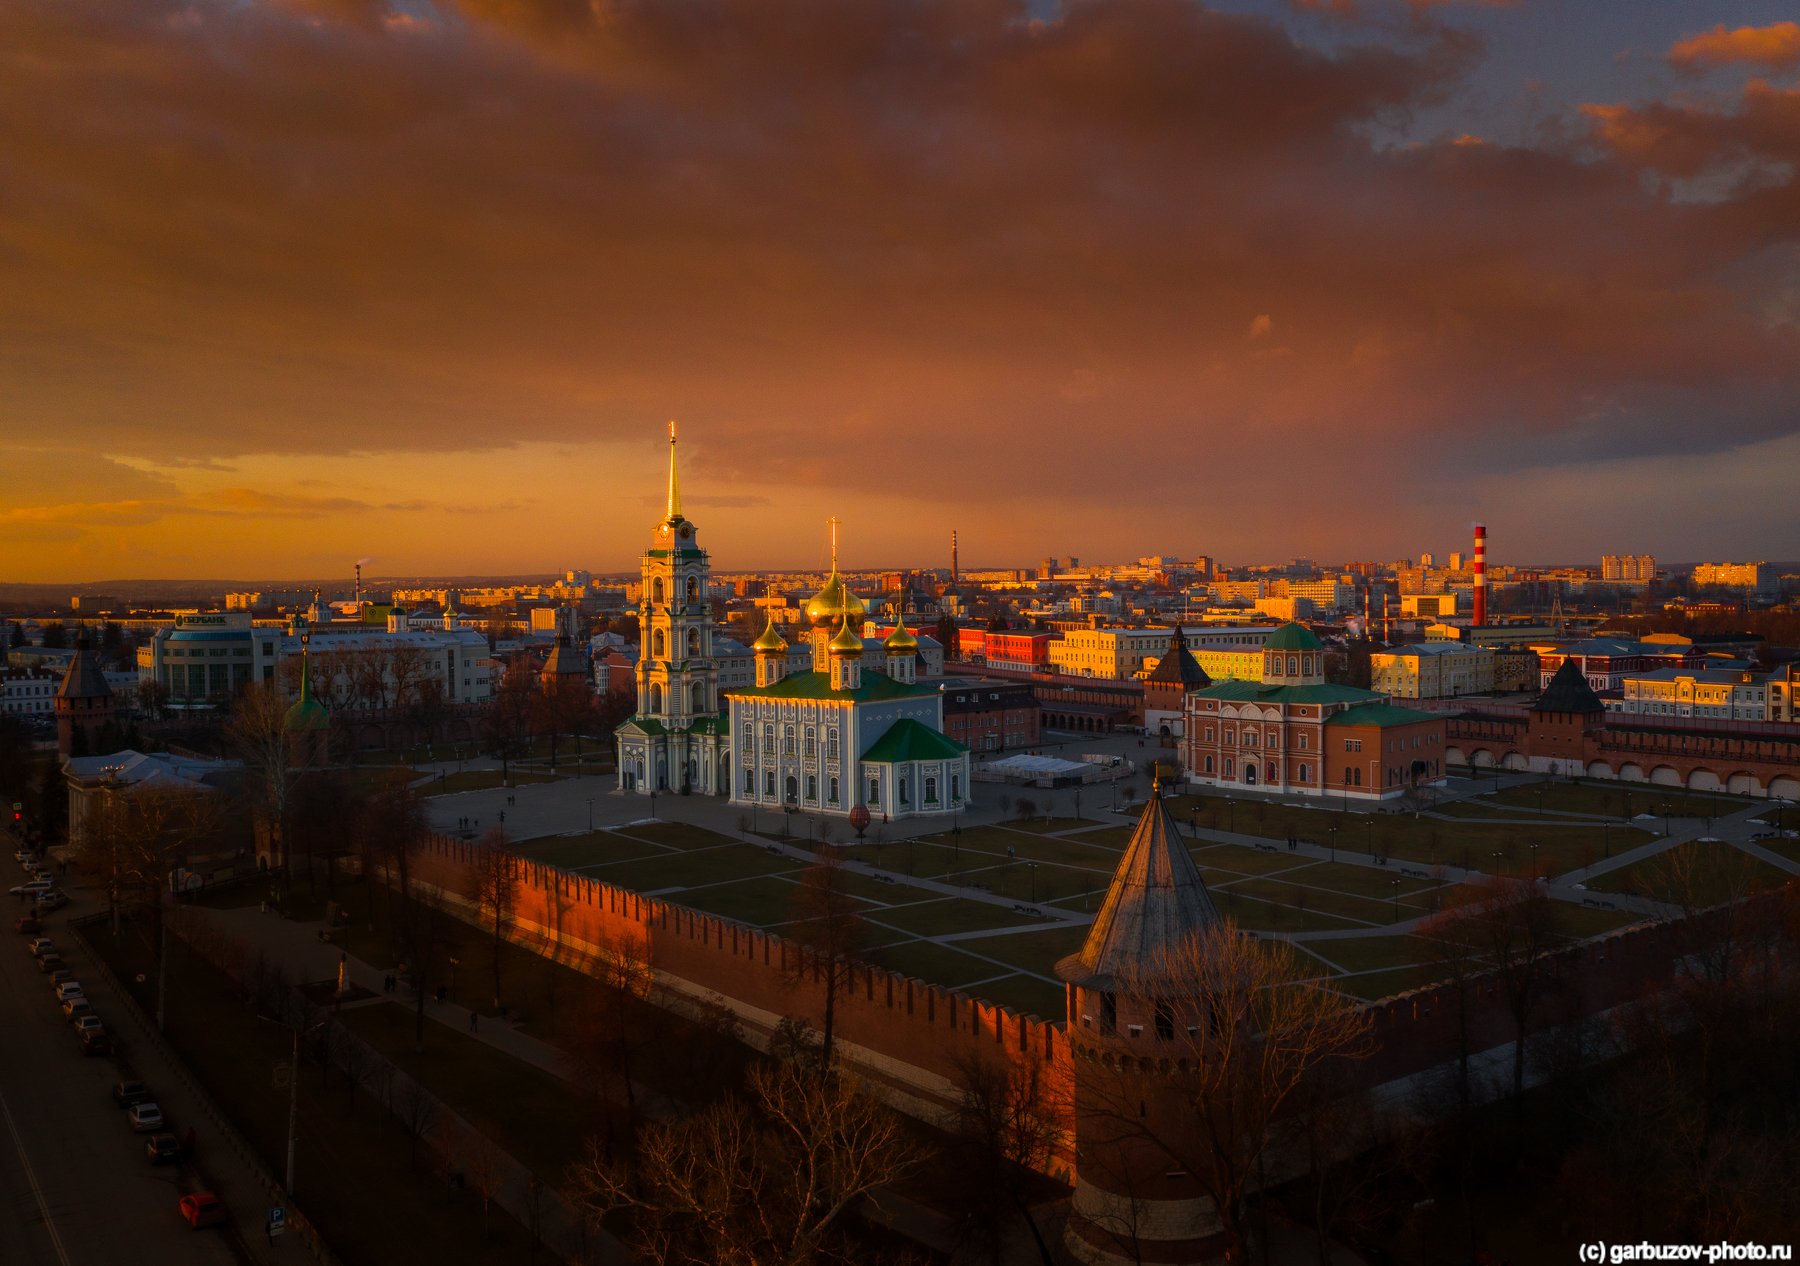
<box><xmin>1</xmin><ymin>1</ymin><xmax>1798</xmax><ymax>577</ymax></box>
<box><xmin>1670</xmin><ymin>21</ymin><xmax>1800</xmax><ymax>73</ymax></box>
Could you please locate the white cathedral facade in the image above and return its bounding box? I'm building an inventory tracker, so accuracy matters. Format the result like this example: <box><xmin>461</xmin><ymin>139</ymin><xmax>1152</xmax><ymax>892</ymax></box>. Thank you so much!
<box><xmin>614</xmin><ymin>430</ymin><xmax>970</xmax><ymax>821</ymax></box>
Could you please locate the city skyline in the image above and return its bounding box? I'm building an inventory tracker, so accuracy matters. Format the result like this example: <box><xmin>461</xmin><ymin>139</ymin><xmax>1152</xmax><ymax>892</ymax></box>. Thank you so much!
<box><xmin>5</xmin><ymin>1</ymin><xmax>1800</xmax><ymax>580</ymax></box>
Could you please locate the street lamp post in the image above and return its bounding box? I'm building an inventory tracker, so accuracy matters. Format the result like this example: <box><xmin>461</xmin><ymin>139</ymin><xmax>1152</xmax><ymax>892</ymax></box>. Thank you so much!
<box><xmin>1491</xmin><ymin>849</ymin><xmax>1502</xmax><ymax>875</ymax></box>
<box><xmin>1328</xmin><ymin>825</ymin><xmax>1337</xmax><ymax>863</ymax></box>
<box><xmin>1366</xmin><ymin>819</ymin><xmax>1375</xmax><ymax>858</ymax></box>
<box><xmin>1529</xmin><ymin>841</ymin><xmax>1540</xmax><ymax>878</ymax></box>
<box><xmin>1028</xmin><ymin>861</ymin><xmax>1038</xmax><ymax>903</ymax></box>
<box><xmin>260</xmin><ymin>1012</ymin><xmax>326</xmax><ymax>1198</ymax></box>
<box><xmin>1390</xmin><ymin>879</ymin><xmax>1400</xmax><ymax>923</ymax></box>
<box><xmin>586</xmin><ymin>798</ymin><xmax>594</xmax><ymax>832</ymax></box>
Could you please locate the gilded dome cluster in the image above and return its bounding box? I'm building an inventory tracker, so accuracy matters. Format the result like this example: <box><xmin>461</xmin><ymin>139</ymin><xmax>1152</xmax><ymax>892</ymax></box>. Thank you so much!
<box><xmin>805</xmin><ymin>570</ymin><xmax>867</xmax><ymax>630</ymax></box>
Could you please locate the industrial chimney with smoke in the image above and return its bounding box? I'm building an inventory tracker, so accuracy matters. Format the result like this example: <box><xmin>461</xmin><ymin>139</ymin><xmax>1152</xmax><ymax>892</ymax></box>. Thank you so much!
<box><xmin>1472</xmin><ymin>524</ymin><xmax>1487</xmax><ymax>627</ymax></box>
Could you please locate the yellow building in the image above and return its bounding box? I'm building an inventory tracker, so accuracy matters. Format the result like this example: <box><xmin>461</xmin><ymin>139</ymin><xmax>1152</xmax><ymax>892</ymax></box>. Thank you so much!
<box><xmin>1052</xmin><ymin>626</ymin><xmax>1279</xmax><ymax>680</ymax></box>
<box><xmin>1370</xmin><ymin>643</ymin><xmax>1495</xmax><ymax>699</ymax></box>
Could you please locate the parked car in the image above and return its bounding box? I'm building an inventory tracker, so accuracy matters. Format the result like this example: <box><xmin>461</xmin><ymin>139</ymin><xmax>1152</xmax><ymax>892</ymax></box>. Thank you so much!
<box><xmin>64</xmin><ymin>999</ymin><xmax>95</xmax><ymax>1023</ymax></box>
<box><xmin>37</xmin><ymin>891</ymin><xmax>69</xmax><ymax>912</ymax></box>
<box><xmin>15</xmin><ymin>915</ymin><xmax>40</xmax><ymax>934</ymax></box>
<box><xmin>12</xmin><ymin>849</ymin><xmax>35</xmax><ymax>863</ymax></box>
<box><xmin>114</xmin><ymin>1080</ymin><xmax>152</xmax><ymax>1108</ymax></box>
<box><xmin>71</xmin><ymin>1012</ymin><xmax>102</xmax><ymax>1036</ymax></box>
<box><xmin>178</xmin><ymin>1191</ymin><xmax>227</xmax><ymax>1228</ymax></box>
<box><xmin>28</xmin><ymin>936</ymin><xmax>55</xmax><ymax>957</ymax></box>
<box><xmin>47</xmin><ymin>968</ymin><xmax>73</xmax><ymax>989</ymax></box>
<box><xmin>127</xmin><ymin>1102</ymin><xmax>165</xmax><ymax>1132</ymax></box>
<box><xmin>11</xmin><ymin>881</ymin><xmax>53</xmax><ymax>898</ymax></box>
<box><xmin>54</xmin><ymin>980</ymin><xmax>83</xmax><ymax>1003</ymax></box>
<box><xmin>146</xmin><ymin>1132</ymin><xmax>181</xmax><ymax>1164</ymax></box>
<box><xmin>80</xmin><ymin>1030</ymin><xmax>112</xmax><ymax>1057</ymax></box>
<box><xmin>37</xmin><ymin>954</ymin><xmax>65</xmax><ymax>975</ymax></box>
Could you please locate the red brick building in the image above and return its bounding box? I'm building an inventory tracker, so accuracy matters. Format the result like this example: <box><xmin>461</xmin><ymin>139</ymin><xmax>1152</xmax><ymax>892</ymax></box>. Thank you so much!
<box><xmin>938</xmin><ymin>677</ymin><xmax>1041</xmax><ymax>754</ymax></box>
<box><xmin>1183</xmin><ymin>623</ymin><xmax>1448</xmax><ymax>801</ymax></box>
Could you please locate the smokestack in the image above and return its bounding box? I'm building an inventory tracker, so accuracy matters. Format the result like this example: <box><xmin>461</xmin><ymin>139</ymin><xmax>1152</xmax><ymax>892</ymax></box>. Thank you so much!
<box><xmin>355</xmin><ymin>560</ymin><xmax>362</xmax><ymax>607</ymax></box>
<box><xmin>1472</xmin><ymin>523</ymin><xmax>1487</xmax><ymax>627</ymax></box>
<box><xmin>1382</xmin><ymin>591</ymin><xmax>1391</xmax><ymax>643</ymax></box>
<box><xmin>951</xmin><ymin>530</ymin><xmax>959</xmax><ymax>584</ymax></box>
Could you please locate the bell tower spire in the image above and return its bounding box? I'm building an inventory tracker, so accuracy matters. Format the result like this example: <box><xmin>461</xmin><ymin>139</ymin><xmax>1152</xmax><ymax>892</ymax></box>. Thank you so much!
<box><xmin>666</xmin><ymin>418</ymin><xmax>682</xmax><ymax>522</ymax></box>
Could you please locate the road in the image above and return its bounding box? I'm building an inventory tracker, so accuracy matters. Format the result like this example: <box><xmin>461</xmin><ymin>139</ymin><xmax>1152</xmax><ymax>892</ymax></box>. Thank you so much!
<box><xmin>0</xmin><ymin>856</ymin><xmax>309</xmax><ymax>1266</ymax></box>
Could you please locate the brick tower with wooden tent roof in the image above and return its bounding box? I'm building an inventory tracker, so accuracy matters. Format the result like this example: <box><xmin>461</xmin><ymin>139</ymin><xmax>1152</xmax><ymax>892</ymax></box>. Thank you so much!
<box><xmin>1528</xmin><ymin>658</ymin><xmax>1606</xmax><ymax>776</ymax></box>
<box><xmin>55</xmin><ymin>634</ymin><xmax>118</xmax><ymax>758</ymax></box>
<box><xmin>1056</xmin><ymin>774</ymin><xmax>1228</xmax><ymax>1265</ymax></box>
<box><xmin>1142</xmin><ymin>625</ymin><xmax>1211</xmax><ymax>744</ymax></box>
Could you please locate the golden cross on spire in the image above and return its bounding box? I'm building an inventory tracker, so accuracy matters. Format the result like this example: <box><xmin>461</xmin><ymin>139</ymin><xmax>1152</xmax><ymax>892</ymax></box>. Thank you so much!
<box><xmin>666</xmin><ymin>419</ymin><xmax>682</xmax><ymax>521</ymax></box>
<box><xmin>828</xmin><ymin>515</ymin><xmax>841</xmax><ymax>571</ymax></box>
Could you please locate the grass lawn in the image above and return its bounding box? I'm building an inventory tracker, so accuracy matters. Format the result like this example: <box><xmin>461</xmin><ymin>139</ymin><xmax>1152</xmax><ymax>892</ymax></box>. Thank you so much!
<box><xmin>865</xmin><ymin>939</ymin><xmax>1007</xmax><ymax>988</ymax></box>
<box><xmin>1338</xmin><ymin>964</ymin><xmax>1447</xmax><ymax>1000</ymax></box>
<box><xmin>864</xmin><ymin>898</ymin><xmax>1050</xmax><ymax>938</ymax></box>
<box><xmin>1299</xmin><ymin>935</ymin><xmax>1435</xmax><ymax>974</ymax></box>
<box><xmin>994</xmin><ymin>816</ymin><xmax>1106</xmax><ymax>834</ymax></box>
<box><xmin>1478</xmin><ymin>779</ymin><xmax>1748</xmax><ymax>821</ymax></box>
<box><xmin>1219</xmin><ymin>876</ymin><xmax>1401</xmax><ymax>926</ymax></box>
<box><xmin>612</xmin><ymin>822</ymin><xmax>744</xmax><ymax>851</ymax></box>
<box><xmin>946</xmin><ymin>923</ymin><xmax>1091</xmax><ymax>974</ymax></box>
<box><xmin>1161</xmin><ymin>792</ymin><xmax>1652</xmax><ymax>876</ymax></box>
<box><xmin>512</xmin><ymin>831</ymin><xmax>667</xmax><ymax>870</ymax></box>
<box><xmin>966</xmin><ymin>974</ymin><xmax>1067</xmax><ymax>1020</ymax></box>
<box><xmin>1583</xmin><ymin>840</ymin><xmax>1793</xmax><ymax>905</ymax></box>
<box><xmin>80</xmin><ymin>919</ymin><xmax>537</xmax><ymax>1266</ymax></box>
<box><xmin>580</xmin><ymin>843</ymin><xmax>802</xmax><ymax>891</ymax></box>
<box><xmin>1552</xmin><ymin>902</ymin><xmax>1648</xmax><ymax>937</ymax></box>
<box><xmin>1209</xmin><ymin>890</ymin><xmax>1367</xmax><ymax>933</ymax></box>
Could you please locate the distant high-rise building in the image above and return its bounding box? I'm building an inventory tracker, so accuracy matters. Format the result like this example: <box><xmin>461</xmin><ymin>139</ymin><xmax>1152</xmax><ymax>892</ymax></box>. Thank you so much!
<box><xmin>1448</xmin><ymin>552</ymin><xmax>1464</xmax><ymax>571</ymax></box>
<box><xmin>1419</xmin><ymin>552</ymin><xmax>1435</xmax><ymax>567</ymax></box>
<box><xmin>1601</xmin><ymin>554</ymin><xmax>1657</xmax><ymax>583</ymax></box>
<box><xmin>1692</xmin><ymin>561</ymin><xmax>1774</xmax><ymax>593</ymax></box>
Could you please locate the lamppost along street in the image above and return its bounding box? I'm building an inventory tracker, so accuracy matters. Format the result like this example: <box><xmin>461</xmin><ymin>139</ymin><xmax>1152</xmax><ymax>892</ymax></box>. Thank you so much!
<box><xmin>259</xmin><ymin>1011</ymin><xmax>328</xmax><ymax>1198</ymax></box>
<box><xmin>1390</xmin><ymin>878</ymin><xmax>1400</xmax><ymax>923</ymax></box>
<box><xmin>586</xmin><ymin>797</ymin><xmax>594</xmax><ymax>832</ymax></box>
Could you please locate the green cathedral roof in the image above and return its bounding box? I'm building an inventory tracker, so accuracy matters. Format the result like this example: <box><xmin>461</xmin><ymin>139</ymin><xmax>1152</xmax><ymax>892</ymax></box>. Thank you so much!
<box><xmin>726</xmin><ymin>670</ymin><xmax>939</xmax><ymax>703</ymax></box>
<box><xmin>859</xmin><ymin>718</ymin><xmax>967</xmax><ymax>763</ymax></box>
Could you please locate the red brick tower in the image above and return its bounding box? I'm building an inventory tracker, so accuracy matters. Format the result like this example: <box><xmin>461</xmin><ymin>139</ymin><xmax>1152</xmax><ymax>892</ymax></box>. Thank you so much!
<box><xmin>55</xmin><ymin>635</ymin><xmax>118</xmax><ymax>758</ymax></box>
<box><xmin>1528</xmin><ymin>659</ymin><xmax>1605</xmax><ymax>777</ymax></box>
<box><xmin>1056</xmin><ymin>780</ymin><xmax>1227</xmax><ymax>1265</ymax></box>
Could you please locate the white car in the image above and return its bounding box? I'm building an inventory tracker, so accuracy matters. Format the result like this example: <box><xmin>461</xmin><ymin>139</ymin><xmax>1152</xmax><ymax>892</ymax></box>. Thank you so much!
<box><xmin>54</xmin><ymin>980</ymin><xmax>84</xmax><ymax>1004</ymax></box>
<box><xmin>10</xmin><ymin>881</ymin><xmax>52</xmax><ymax>899</ymax></box>
<box><xmin>127</xmin><ymin>1103</ymin><xmax>164</xmax><ymax>1133</ymax></box>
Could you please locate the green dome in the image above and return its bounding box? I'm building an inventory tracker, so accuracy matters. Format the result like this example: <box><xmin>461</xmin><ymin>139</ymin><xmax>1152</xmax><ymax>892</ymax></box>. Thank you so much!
<box><xmin>284</xmin><ymin>649</ymin><xmax>330</xmax><ymax>733</ymax></box>
<box><xmin>284</xmin><ymin>694</ymin><xmax>329</xmax><ymax>734</ymax></box>
<box><xmin>1264</xmin><ymin>622</ymin><xmax>1322</xmax><ymax>651</ymax></box>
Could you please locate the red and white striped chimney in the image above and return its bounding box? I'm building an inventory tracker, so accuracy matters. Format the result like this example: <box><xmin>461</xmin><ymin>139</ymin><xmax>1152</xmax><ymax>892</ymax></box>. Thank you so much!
<box><xmin>1472</xmin><ymin>523</ymin><xmax>1487</xmax><ymax>627</ymax></box>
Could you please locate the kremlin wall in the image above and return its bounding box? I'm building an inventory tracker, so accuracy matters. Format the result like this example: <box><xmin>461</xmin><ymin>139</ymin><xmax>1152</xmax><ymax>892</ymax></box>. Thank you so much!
<box><xmin>397</xmin><ymin>822</ymin><xmax>1740</xmax><ymax>1179</ymax></box>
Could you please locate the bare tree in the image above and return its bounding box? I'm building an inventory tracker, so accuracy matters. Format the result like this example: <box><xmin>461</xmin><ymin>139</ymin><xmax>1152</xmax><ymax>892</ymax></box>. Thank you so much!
<box><xmin>559</xmin><ymin>933</ymin><xmax>656</xmax><ymax>1112</ymax></box>
<box><xmin>566</xmin><ymin>1059</ymin><xmax>920</xmax><ymax>1266</ymax></box>
<box><xmin>391</xmin><ymin>1073</ymin><xmax>441</xmax><ymax>1170</ymax></box>
<box><xmin>1096</xmin><ymin>922</ymin><xmax>1375</xmax><ymax>1262</ymax></box>
<box><xmin>1437</xmin><ymin>875</ymin><xmax>1568</xmax><ymax>1099</ymax></box>
<box><xmin>945</xmin><ymin>1047</ymin><xmax>1067</xmax><ymax>1266</ymax></box>
<box><xmin>461</xmin><ymin>1120</ymin><xmax>508</xmax><ymax>1238</ymax></box>
<box><xmin>469</xmin><ymin>828</ymin><xmax>518</xmax><ymax>1009</ymax></box>
<box><xmin>226</xmin><ymin>681</ymin><xmax>316</xmax><ymax>892</ymax></box>
<box><xmin>782</xmin><ymin>853</ymin><xmax>867</xmax><ymax>1072</ymax></box>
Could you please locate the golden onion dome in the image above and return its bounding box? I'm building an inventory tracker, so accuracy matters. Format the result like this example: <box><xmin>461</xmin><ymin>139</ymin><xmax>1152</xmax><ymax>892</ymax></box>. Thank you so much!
<box><xmin>805</xmin><ymin>570</ymin><xmax>867</xmax><ymax>628</ymax></box>
<box><xmin>828</xmin><ymin>617</ymin><xmax>864</xmax><ymax>655</ymax></box>
<box><xmin>752</xmin><ymin>618</ymin><xmax>788</xmax><ymax>653</ymax></box>
<box><xmin>883</xmin><ymin>618</ymin><xmax>918</xmax><ymax>653</ymax></box>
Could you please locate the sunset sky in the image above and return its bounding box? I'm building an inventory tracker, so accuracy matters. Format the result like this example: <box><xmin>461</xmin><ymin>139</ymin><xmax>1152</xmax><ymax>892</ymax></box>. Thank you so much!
<box><xmin>3</xmin><ymin>1</ymin><xmax>1798</xmax><ymax>581</ymax></box>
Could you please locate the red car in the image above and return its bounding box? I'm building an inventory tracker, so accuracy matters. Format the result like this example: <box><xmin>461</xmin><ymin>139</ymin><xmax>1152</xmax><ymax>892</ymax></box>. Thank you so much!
<box><xmin>14</xmin><ymin>915</ymin><xmax>39</xmax><ymax>934</ymax></box>
<box><xmin>179</xmin><ymin>1191</ymin><xmax>228</xmax><ymax>1228</ymax></box>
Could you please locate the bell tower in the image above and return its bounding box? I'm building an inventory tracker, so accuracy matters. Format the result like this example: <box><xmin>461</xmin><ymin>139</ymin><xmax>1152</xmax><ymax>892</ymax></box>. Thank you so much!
<box><xmin>635</xmin><ymin>420</ymin><xmax>717</xmax><ymax>729</ymax></box>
